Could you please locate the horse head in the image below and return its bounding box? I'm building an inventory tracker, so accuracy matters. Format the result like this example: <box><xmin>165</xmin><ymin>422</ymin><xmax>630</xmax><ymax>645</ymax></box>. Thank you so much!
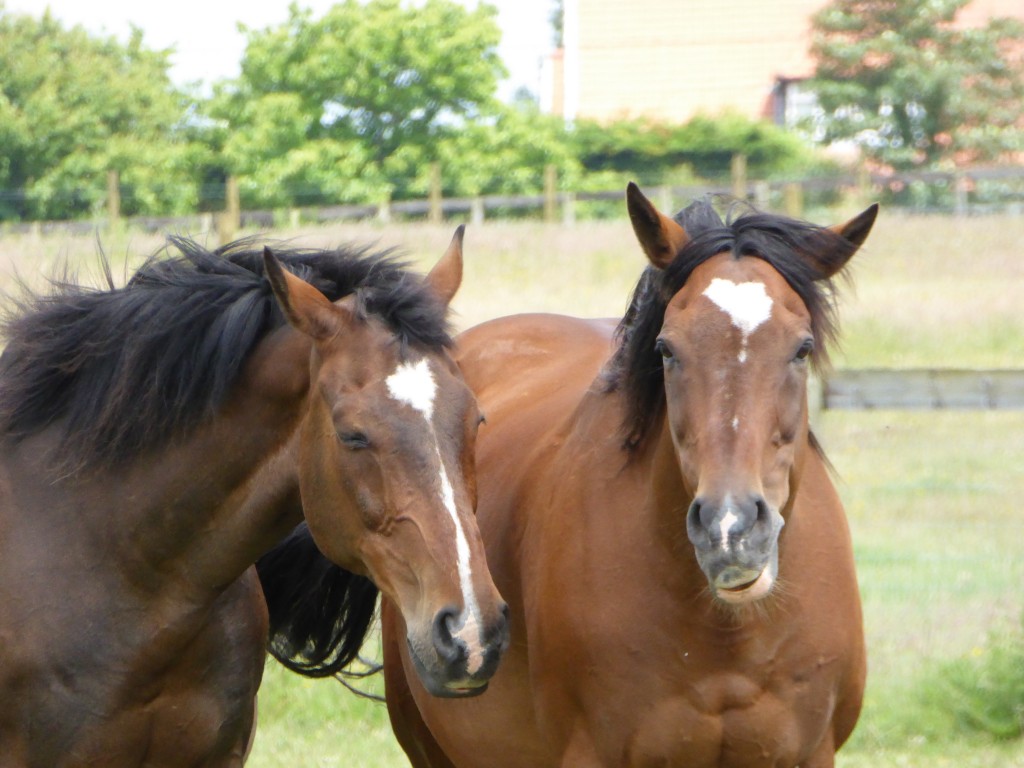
<box><xmin>264</xmin><ymin>229</ymin><xmax>509</xmax><ymax>696</ymax></box>
<box><xmin>627</xmin><ymin>183</ymin><xmax>877</xmax><ymax>605</ymax></box>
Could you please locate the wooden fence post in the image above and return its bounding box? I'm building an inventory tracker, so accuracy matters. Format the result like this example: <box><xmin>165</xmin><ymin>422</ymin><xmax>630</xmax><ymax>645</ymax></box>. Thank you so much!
<box><xmin>428</xmin><ymin>163</ymin><xmax>442</xmax><ymax>224</ymax></box>
<box><xmin>658</xmin><ymin>186</ymin><xmax>673</xmax><ymax>215</ymax></box>
<box><xmin>377</xmin><ymin>191</ymin><xmax>392</xmax><ymax>224</ymax></box>
<box><xmin>857</xmin><ymin>164</ymin><xmax>872</xmax><ymax>208</ymax></box>
<box><xmin>544</xmin><ymin>164</ymin><xmax>557</xmax><ymax>223</ymax></box>
<box><xmin>731</xmin><ymin>154</ymin><xmax>747</xmax><ymax>200</ymax></box>
<box><xmin>954</xmin><ymin>172</ymin><xmax>968</xmax><ymax>218</ymax></box>
<box><xmin>470</xmin><ymin>196</ymin><xmax>485</xmax><ymax>226</ymax></box>
<box><xmin>218</xmin><ymin>175</ymin><xmax>240</xmax><ymax>245</ymax></box>
<box><xmin>106</xmin><ymin>170</ymin><xmax>121</xmax><ymax>228</ymax></box>
<box><xmin>753</xmin><ymin>181</ymin><xmax>770</xmax><ymax>211</ymax></box>
<box><xmin>783</xmin><ymin>182</ymin><xmax>804</xmax><ymax>218</ymax></box>
<box><xmin>562</xmin><ymin>191</ymin><xmax>576</xmax><ymax>226</ymax></box>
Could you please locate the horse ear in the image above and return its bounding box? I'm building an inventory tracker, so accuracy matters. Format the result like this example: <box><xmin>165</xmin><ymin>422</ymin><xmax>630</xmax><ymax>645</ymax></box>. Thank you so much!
<box><xmin>424</xmin><ymin>225</ymin><xmax>464</xmax><ymax>308</ymax></box>
<box><xmin>831</xmin><ymin>203</ymin><xmax>878</xmax><ymax>252</ymax></box>
<box><xmin>816</xmin><ymin>203</ymin><xmax>879</xmax><ymax>278</ymax></box>
<box><xmin>626</xmin><ymin>182</ymin><xmax>689</xmax><ymax>269</ymax></box>
<box><xmin>263</xmin><ymin>247</ymin><xmax>345</xmax><ymax>341</ymax></box>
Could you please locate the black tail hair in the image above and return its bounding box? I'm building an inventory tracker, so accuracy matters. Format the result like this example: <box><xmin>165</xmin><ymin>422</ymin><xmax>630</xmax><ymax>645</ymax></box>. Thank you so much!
<box><xmin>256</xmin><ymin>523</ymin><xmax>379</xmax><ymax>678</ymax></box>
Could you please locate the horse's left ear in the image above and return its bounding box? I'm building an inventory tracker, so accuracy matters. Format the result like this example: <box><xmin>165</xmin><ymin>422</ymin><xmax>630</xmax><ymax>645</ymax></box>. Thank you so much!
<box><xmin>424</xmin><ymin>225</ymin><xmax>464</xmax><ymax>308</ymax></box>
<box><xmin>264</xmin><ymin>247</ymin><xmax>345</xmax><ymax>341</ymax></box>
<box><xmin>815</xmin><ymin>203</ymin><xmax>880</xmax><ymax>278</ymax></box>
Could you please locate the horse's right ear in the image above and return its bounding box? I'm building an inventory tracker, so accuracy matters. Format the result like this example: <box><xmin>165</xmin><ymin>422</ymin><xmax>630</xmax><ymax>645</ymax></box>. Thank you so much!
<box><xmin>626</xmin><ymin>182</ymin><xmax>689</xmax><ymax>269</ymax></box>
<box><xmin>424</xmin><ymin>225</ymin><xmax>464</xmax><ymax>308</ymax></box>
<box><xmin>264</xmin><ymin>247</ymin><xmax>346</xmax><ymax>341</ymax></box>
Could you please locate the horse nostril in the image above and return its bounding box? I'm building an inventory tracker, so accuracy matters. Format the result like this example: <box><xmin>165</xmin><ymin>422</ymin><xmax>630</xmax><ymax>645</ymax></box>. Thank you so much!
<box><xmin>754</xmin><ymin>497</ymin><xmax>770</xmax><ymax>524</ymax></box>
<box><xmin>492</xmin><ymin>601</ymin><xmax>511</xmax><ymax>644</ymax></box>
<box><xmin>686</xmin><ymin>499</ymin><xmax>711</xmax><ymax>548</ymax></box>
<box><xmin>687</xmin><ymin>499</ymin><xmax>701</xmax><ymax>528</ymax></box>
<box><xmin>431</xmin><ymin>606</ymin><xmax>462</xmax><ymax>664</ymax></box>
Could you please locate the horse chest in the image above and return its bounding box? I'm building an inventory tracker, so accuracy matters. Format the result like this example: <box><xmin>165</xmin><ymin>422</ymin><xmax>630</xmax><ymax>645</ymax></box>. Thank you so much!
<box><xmin>620</xmin><ymin>687</ymin><xmax>806</xmax><ymax>767</ymax></box>
<box><xmin>545</xmin><ymin>613</ymin><xmax>842</xmax><ymax>768</ymax></box>
<box><xmin>603</xmin><ymin>653</ymin><xmax>839</xmax><ymax>768</ymax></box>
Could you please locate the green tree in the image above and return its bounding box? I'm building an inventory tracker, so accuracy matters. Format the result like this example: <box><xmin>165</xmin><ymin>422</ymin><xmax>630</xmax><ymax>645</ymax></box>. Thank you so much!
<box><xmin>212</xmin><ymin>0</ymin><xmax>505</xmax><ymax>206</ymax></box>
<box><xmin>550</xmin><ymin>0</ymin><xmax>564</xmax><ymax>48</ymax></box>
<box><xmin>809</xmin><ymin>0</ymin><xmax>1024</xmax><ymax>169</ymax></box>
<box><xmin>434</xmin><ymin>102</ymin><xmax>579</xmax><ymax>197</ymax></box>
<box><xmin>570</xmin><ymin>112</ymin><xmax>816</xmax><ymax>183</ymax></box>
<box><xmin>0</xmin><ymin>7</ymin><xmax>206</xmax><ymax>220</ymax></box>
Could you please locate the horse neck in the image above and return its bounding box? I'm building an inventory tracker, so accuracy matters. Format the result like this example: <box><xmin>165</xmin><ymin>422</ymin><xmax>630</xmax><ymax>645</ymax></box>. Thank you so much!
<box><xmin>84</xmin><ymin>325</ymin><xmax>312</xmax><ymax>595</ymax></box>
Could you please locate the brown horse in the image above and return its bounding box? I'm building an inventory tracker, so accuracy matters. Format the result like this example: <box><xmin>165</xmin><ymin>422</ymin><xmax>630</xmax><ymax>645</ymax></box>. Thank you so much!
<box><xmin>0</xmin><ymin>230</ymin><xmax>507</xmax><ymax>766</ymax></box>
<box><xmin>383</xmin><ymin>186</ymin><xmax>877</xmax><ymax>767</ymax></box>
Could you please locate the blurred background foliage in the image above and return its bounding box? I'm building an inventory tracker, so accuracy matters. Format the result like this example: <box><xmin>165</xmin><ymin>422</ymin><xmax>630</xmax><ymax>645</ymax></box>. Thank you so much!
<box><xmin>9</xmin><ymin>0</ymin><xmax>1002</xmax><ymax>221</ymax></box>
<box><xmin>0</xmin><ymin>0</ymin><xmax>1021</xmax><ymax>219</ymax></box>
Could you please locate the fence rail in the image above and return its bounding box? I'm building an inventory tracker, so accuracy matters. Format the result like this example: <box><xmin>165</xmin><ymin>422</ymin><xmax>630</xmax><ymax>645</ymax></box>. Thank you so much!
<box><xmin>821</xmin><ymin>369</ymin><xmax>1024</xmax><ymax>410</ymax></box>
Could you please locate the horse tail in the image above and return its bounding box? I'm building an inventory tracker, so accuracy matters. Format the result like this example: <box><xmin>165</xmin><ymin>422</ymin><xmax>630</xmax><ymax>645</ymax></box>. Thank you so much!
<box><xmin>256</xmin><ymin>522</ymin><xmax>379</xmax><ymax>678</ymax></box>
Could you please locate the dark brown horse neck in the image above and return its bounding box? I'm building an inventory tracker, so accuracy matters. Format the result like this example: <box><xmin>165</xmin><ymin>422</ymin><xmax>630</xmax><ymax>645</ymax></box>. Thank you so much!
<box><xmin>0</xmin><ymin>322</ymin><xmax>314</xmax><ymax>641</ymax></box>
<box><xmin>95</xmin><ymin>324</ymin><xmax>314</xmax><ymax>594</ymax></box>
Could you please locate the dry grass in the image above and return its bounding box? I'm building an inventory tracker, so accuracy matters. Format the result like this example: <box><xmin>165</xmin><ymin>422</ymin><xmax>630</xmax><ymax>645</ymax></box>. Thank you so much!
<box><xmin>286</xmin><ymin>211</ymin><xmax>1024</xmax><ymax>369</ymax></box>
<box><xmin>4</xmin><ymin>210</ymin><xmax>1021</xmax><ymax>369</ymax></box>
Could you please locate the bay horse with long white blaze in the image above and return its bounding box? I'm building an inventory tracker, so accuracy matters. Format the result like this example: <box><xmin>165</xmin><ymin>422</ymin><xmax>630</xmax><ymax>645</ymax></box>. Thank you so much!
<box><xmin>383</xmin><ymin>186</ymin><xmax>877</xmax><ymax>767</ymax></box>
<box><xmin>0</xmin><ymin>229</ymin><xmax>507</xmax><ymax>766</ymax></box>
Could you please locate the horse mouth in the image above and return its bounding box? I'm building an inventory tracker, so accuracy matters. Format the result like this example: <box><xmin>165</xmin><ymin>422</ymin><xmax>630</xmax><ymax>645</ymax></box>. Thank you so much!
<box><xmin>715</xmin><ymin>567</ymin><xmax>774</xmax><ymax>604</ymax></box>
<box><xmin>442</xmin><ymin>681</ymin><xmax>489</xmax><ymax>698</ymax></box>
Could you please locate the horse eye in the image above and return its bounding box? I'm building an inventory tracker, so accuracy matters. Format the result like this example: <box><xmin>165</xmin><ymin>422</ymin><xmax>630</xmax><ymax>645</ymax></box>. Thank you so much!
<box><xmin>339</xmin><ymin>431</ymin><xmax>370</xmax><ymax>450</ymax></box>
<box><xmin>654</xmin><ymin>338</ymin><xmax>674</xmax><ymax>361</ymax></box>
<box><xmin>794</xmin><ymin>339</ymin><xmax>814</xmax><ymax>362</ymax></box>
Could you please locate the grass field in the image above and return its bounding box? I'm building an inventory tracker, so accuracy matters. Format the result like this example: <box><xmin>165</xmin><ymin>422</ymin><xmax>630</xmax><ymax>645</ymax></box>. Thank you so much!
<box><xmin>3</xmin><ymin>207</ymin><xmax>1023</xmax><ymax>765</ymax></box>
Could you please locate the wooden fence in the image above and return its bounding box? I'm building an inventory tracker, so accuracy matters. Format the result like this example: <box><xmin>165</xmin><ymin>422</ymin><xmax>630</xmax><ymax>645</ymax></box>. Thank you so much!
<box><xmin>4</xmin><ymin>160</ymin><xmax>1024</xmax><ymax>240</ymax></box>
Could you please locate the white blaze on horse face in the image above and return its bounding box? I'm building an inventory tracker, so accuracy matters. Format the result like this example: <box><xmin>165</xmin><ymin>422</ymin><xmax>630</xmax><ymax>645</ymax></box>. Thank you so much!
<box><xmin>386</xmin><ymin>358</ymin><xmax>485</xmax><ymax>676</ymax></box>
<box><xmin>386</xmin><ymin>358</ymin><xmax>437</xmax><ymax>419</ymax></box>
<box><xmin>702</xmin><ymin>278</ymin><xmax>774</xmax><ymax>363</ymax></box>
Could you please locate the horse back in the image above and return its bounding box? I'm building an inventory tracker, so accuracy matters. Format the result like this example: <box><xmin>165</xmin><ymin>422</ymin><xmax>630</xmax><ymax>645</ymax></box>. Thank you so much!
<box><xmin>456</xmin><ymin>313</ymin><xmax>616</xmax><ymax>426</ymax></box>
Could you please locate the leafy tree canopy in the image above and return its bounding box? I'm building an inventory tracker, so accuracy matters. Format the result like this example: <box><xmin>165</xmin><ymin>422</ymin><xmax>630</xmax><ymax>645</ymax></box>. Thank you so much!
<box><xmin>434</xmin><ymin>102</ymin><xmax>580</xmax><ymax>197</ymax></box>
<box><xmin>0</xmin><ymin>6</ymin><xmax>205</xmax><ymax>219</ymax></box>
<box><xmin>809</xmin><ymin>0</ymin><xmax>1024</xmax><ymax>169</ymax></box>
<box><xmin>211</xmin><ymin>0</ymin><xmax>506</xmax><ymax>206</ymax></box>
<box><xmin>570</xmin><ymin>112</ymin><xmax>816</xmax><ymax>183</ymax></box>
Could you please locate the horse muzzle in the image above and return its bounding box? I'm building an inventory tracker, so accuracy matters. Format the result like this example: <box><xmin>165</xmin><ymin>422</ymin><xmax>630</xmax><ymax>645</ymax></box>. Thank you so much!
<box><xmin>407</xmin><ymin>602</ymin><xmax>510</xmax><ymax>698</ymax></box>
<box><xmin>686</xmin><ymin>493</ymin><xmax>785</xmax><ymax>605</ymax></box>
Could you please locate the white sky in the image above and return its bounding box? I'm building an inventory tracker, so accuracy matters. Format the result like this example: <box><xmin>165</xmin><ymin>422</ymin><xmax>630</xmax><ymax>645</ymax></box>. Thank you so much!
<box><xmin>4</xmin><ymin>0</ymin><xmax>557</xmax><ymax>99</ymax></box>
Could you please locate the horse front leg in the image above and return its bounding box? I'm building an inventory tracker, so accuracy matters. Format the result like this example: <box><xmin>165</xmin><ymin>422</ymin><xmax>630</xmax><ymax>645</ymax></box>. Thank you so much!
<box><xmin>798</xmin><ymin>731</ymin><xmax>836</xmax><ymax>768</ymax></box>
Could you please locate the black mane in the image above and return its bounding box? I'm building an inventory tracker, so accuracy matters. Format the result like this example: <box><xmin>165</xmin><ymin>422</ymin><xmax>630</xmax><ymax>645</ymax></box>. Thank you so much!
<box><xmin>0</xmin><ymin>235</ymin><xmax>451</xmax><ymax>471</ymax></box>
<box><xmin>609</xmin><ymin>199</ymin><xmax>857</xmax><ymax>451</ymax></box>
